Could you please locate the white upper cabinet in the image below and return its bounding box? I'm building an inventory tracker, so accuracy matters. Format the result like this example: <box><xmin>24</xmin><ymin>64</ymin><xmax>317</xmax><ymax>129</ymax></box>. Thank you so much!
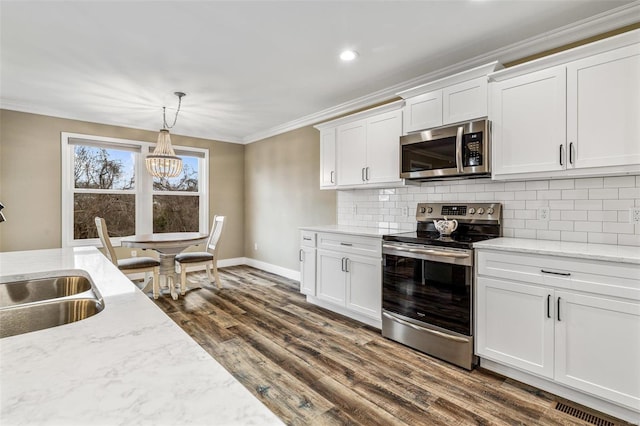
<box><xmin>490</xmin><ymin>66</ymin><xmax>567</xmax><ymax>176</ymax></box>
<box><xmin>398</xmin><ymin>62</ymin><xmax>501</xmax><ymax>134</ymax></box>
<box><xmin>337</xmin><ymin>119</ymin><xmax>368</xmax><ymax>186</ymax></box>
<box><xmin>403</xmin><ymin>90</ymin><xmax>442</xmax><ymax>132</ymax></box>
<box><xmin>316</xmin><ymin>100</ymin><xmax>404</xmax><ymax>189</ymax></box>
<box><xmin>489</xmin><ymin>30</ymin><xmax>640</xmax><ymax>180</ymax></box>
<box><xmin>566</xmin><ymin>43</ymin><xmax>640</xmax><ymax>170</ymax></box>
<box><xmin>318</xmin><ymin>128</ymin><xmax>336</xmax><ymax>189</ymax></box>
<box><xmin>442</xmin><ymin>76</ymin><xmax>489</xmax><ymax>124</ymax></box>
<box><xmin>364</xmin><ymin>109</ymin><xmax>403</xmax><ymax>185</ymax></box>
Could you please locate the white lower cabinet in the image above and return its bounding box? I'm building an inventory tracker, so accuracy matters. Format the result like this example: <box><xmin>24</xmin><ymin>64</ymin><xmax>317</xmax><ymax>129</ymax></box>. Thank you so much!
<box><xmin>299</xmin><ymin>231</ymin><xmax>316</xmax><ymax>296</ymax></box>
<box><xmin>476</xmin><ymin>249</ymin><xmax>640</xmax><ymax>418</ymax></box>
<box><xmin>476</xmin><ymin>277</ymin><xmax>554</xmax><ymax>379</ymax></box>
<box><xmin>312</xmin><ymin>232</ymin><xmax>382</xmax><ymax>327</ymax></box>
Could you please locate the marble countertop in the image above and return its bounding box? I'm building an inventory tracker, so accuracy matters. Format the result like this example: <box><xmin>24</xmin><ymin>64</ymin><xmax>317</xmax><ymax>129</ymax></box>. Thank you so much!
<box><xmin>474</xmin><ymin>238</ymin><xmax>640</xmax><ymax>265</ymax></box>
<box><xmin>300</xmin><ymin>224</ymin><xmax>407</xmax><ymax>237</ymax></box>
<box><xmin>0</xmin><ymin>247</ymin><xmax>283</xmax><ymax>425</ymax></box>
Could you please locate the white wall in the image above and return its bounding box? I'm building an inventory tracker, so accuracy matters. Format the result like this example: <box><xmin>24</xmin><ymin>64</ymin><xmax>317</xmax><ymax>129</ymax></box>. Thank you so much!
<box><xmin>337</xmin><ymin>175</ymin><xmax>640</xmax><ymax>246</ymax></box>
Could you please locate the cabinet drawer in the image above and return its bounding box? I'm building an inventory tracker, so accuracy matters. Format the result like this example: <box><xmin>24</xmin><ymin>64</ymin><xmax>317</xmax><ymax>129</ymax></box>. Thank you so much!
<box><xmin>317</xmin><ymin>232</ymin><xmax>381</xmax><ymax>258</ymax></box>
<box><xmin>477</xmin><ymin>250</ymin><xmax>640</xmax><ymax>300</ymax></box>
<box><xmin>300</xmin><ymin>231</ymin><xmax>316</xmax><ymax>247</ymax></box>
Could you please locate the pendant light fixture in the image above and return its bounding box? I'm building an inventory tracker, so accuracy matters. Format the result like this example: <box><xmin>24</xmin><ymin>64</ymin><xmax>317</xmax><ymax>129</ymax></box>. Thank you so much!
<box><xmin>145</xmin><ymin>91</ymin><xmax>186</xmax><ymax>178</ymax></box>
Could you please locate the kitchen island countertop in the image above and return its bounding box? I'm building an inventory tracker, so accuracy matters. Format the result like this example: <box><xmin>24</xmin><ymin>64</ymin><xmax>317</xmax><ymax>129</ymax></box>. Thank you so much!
<box><xmin>0</xmin><ymin>247</ymin><xmax>283</xmax><ymax>425</ymax></box>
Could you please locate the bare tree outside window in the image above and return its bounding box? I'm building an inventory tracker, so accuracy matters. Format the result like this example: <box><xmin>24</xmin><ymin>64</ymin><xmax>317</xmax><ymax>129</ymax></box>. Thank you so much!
<box><xmin>72</xmin><ymin>145</ymin><xmax>201</xmax><ymax>239</ymax></box>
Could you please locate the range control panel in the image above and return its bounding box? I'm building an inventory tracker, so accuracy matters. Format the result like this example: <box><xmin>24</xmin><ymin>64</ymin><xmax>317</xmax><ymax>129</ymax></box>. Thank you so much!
<box><xmin>416</xmin><ymin>202</ymin><xmax>501</xmax><ymax>224</ymax></box>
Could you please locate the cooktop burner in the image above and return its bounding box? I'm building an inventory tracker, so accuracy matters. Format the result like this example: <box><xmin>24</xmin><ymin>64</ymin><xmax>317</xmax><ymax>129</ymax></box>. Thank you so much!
<box><xmin>383</xmin><ymin>202</ymin><xmax>502</xmax><ymax>249</ymax></box>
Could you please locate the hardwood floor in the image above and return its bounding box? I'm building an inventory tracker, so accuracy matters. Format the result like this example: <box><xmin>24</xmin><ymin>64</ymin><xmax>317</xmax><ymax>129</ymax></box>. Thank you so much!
<box><xmin>152</xmin><ymin>266</ymin><xmax>631</xmax><ymax>426</ymax></box>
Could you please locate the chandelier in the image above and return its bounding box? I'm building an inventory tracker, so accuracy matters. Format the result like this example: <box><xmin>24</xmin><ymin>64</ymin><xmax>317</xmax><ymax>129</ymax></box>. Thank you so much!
<box><xmin>145</xmin><ymin>91</ymin><xmax>186</xmax><ymax>178</ymax></box>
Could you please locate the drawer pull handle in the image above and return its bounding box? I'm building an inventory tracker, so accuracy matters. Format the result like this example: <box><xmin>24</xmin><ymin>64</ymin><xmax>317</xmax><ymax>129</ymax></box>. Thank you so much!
<box><xmin>340</xmin><ymin>242</ymin><xmax>353</xmax><ymax>246</ymax></box>
<box><xmin>383</xmin><ymin>312</ymin><xmax>468</xmax><ymax>343</ymax></box>
<box><xmin>541</xmin><ymin>269</ymin><xmax>571</xmax><ymax>277</ymax></box>
<box><xmin>303</xmin><ymin>237</ymin><xmax>312</xmax><ymax>241</ymax></box>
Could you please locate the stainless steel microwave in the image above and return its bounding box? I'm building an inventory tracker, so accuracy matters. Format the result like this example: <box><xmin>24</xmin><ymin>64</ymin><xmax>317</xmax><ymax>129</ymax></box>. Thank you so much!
<box><xmin>400</xmin><ymin>119</ymin><xmax>490</xmax><ymax>180</ymax></box>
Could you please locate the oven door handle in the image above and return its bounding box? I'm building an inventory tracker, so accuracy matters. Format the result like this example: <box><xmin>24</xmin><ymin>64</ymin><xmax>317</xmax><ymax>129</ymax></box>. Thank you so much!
<box><xmin>383</xmin><ymin>312</ymin><xmax>469</xmax><ymax>343</ymax></box>
<box><xmin>382</xmin><ymin>244</ymin><xmax>470</xmax><ymax>259</ymax></box>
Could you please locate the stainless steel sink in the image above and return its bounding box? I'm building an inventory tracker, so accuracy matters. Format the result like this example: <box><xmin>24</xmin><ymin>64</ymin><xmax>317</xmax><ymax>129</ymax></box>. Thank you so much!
<box><xmin>0</xmin><ymin>275</ymin><xmax>93</xmax><ymax>308</ymax></box>
<box><xmin>0</xmin><ymin>271</ymin><xmax>104</xmax><ymax>338</ymax></box>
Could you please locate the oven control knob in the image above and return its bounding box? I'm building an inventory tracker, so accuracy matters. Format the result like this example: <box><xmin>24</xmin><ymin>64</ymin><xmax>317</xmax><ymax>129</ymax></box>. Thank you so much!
<box><xmin>427</xmin><ymin>207</ymin><xmax>433</xmax><ymax>213</ymax></box>
<box><xmin>477</xmin><ymin>208</ymin><xmax>485</xmax><ymax>215</ymax></box>
<box><xmin>419</xmin><ymin>207</ymin><xmax>426</xmax><ymax>213</ymax></box>
<box><xmin>487</xmin><ymin>207</ymin><xmax>494</xmax><ymax>215</ymax></box>
<box><xmin>469</xmin><ymin>208</ymin><xmax>476</xmax><ymax>214</ymax></box>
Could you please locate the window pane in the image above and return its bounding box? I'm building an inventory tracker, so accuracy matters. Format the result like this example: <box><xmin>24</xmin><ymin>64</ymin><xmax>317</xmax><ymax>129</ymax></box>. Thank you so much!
<box><xmin>153</xmin><ymin>156</ymin><xmax>198</xmax><ymax>192</ymax></box>
<box><xmin>153</xmin><ymin>195</ymin><xmax>199</xmax><ymax>232</ymax></box>
<box><xmin>74</xmin><ymin>193</ymin><xmax>135</xmax><ymax>239</ymax></box>
<box><xmin>74</xmin><ymin>145</ymin><xmax>135</xmax><ymax>190</ymax></box>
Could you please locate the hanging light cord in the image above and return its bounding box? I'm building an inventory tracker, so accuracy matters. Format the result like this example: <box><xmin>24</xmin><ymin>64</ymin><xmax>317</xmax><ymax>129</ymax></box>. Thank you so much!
<box><xmin>162</xmin><ymin>92</ymin><xmax>185</xmax><ymax>130</ymax></box>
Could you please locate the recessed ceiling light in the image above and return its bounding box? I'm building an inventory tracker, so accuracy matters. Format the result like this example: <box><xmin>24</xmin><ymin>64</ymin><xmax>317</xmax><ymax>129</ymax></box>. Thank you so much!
<box><xmin>340</xmin><ymin>50</ymin><xmax>359</xmax><ymax>61</ymax></box>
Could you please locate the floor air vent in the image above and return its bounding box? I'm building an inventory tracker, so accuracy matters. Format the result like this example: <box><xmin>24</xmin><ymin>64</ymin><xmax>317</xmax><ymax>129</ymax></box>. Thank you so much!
<box><xmin>554</xmin><ymin>401</ymin><xmax>615</xmax><ymax>426</ymax></box>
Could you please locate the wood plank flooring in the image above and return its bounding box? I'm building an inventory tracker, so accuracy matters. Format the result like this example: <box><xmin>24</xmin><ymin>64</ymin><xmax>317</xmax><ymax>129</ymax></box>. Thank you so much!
<box><xmin>152</xmin><ymin>266</ymin><xmax>631</xmax><ymax>426</ymax></box>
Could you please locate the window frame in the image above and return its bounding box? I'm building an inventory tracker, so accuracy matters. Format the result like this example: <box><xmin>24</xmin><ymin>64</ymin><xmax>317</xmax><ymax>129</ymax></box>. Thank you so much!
<box><xmin>61</xmin><ymin>132</ymin><xmax>209</xmax><ymax>248</ymax></box>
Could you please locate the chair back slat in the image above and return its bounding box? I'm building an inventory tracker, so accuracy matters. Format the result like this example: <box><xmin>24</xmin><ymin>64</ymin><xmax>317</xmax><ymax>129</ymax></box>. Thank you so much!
<box><xmin>95</xmin><ymin>217</ymin><xmax>118</xmax><ymax>265</ymax></box>
<box><xmin>207</xmin><ymin>215</ymin><xmax>225</xmax><ymax>252</ymax></box>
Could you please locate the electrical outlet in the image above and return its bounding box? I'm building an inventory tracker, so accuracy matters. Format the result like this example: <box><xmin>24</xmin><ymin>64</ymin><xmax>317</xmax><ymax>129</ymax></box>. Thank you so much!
<box><xmin>131</xmin><ymin>250</ymin><xmax>137</xmax><ymax>257</ymax></box>
<box><xmin>537</xmin><ymin>207</ymin><xmax>550</xmax><ymax>221</ymax></box>
<box><xmin>630</xmin><ymin>207</ymin><xmax>640</xmax><ymax>224</ymax></box>
<box><xmin>254</xmin><ymin>243</ymin><xmax>258</xmax><ymax>251</ymax></box>
<box><xmin>352</xmin><ymin>205</ymin><xmax>357</xmax><ymax>215</ymax></box>
<box><xmin>402</xmin><ymin>206</ymin><xmax>408</xmax><ymax>217</ymax></box>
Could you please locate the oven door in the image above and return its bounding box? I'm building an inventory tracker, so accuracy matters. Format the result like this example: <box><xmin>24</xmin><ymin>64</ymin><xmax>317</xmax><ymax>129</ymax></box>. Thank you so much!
<box><xmin>382</xmin><ymin>243</ymin><xmax>473</xmax><ymax>336</ymax></box>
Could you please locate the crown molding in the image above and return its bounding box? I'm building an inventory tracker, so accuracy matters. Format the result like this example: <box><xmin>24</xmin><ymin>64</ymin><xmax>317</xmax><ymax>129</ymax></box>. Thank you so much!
<box><xmin>243</xmin><ymin>1</ymin><xmax>640</xmax><ymax>144</ymax></box>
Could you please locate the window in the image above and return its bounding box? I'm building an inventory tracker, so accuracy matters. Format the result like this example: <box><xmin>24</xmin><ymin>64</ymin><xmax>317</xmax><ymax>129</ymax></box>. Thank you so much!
<box><xmin>62</xmin><ymin>133</ymin><xmax>208</xmax><ymax>247</ymax></box>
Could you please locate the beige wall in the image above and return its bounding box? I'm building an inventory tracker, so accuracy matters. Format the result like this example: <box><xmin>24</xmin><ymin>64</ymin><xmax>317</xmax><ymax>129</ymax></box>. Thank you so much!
<box><xmin>0</xmin><ymin>109</ymin><xmax>245</xmax><ymax>260</ymax></box>
<box><xmin>244</xmin><ymin>126</ymin><xmax>336</xmax><ymax>271</ymax></box>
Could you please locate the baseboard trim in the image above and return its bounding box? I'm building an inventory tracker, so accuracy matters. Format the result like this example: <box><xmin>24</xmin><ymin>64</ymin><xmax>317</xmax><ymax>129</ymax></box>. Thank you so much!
<box><xmin>243</xmin><ymin>258</ymin><xmax>300</xmax><ymax>281</ymax></box>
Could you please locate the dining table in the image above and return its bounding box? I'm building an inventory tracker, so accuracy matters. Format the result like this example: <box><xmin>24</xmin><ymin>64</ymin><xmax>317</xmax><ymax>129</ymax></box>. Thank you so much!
<box><xmin>121</xmin><ymin>232</ymin><xmax>209</xmax><ymax>300</ymax></box>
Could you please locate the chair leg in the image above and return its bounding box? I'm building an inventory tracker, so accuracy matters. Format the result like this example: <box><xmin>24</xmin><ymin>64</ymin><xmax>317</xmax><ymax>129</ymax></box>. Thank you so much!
<box><xmin>206</xmin><ymin>262</ymin><xmax>214</xmax><ymax>283</ymax></box>
<box><xmin>213</xmin><ymin>259</ymin><xmax>221</xmax><ymax>289</ymax></box>
<box><xmin>180</xmin><ymin>265</ymin><xmax>187</xmax><ymax>296</ymax></box>
<box><xmin>153</xmin><ymin>268</ymin><xmax>160</xmax><ymax>299</ymax></box>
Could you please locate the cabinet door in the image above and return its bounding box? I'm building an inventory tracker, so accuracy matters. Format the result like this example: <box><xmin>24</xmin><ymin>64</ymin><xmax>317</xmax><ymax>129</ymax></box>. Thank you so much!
<box><xmin>316</xmin><ymin>249</ymin><xmax>346</xmax><ymax>306</ymax></box>
<box><xmin>555</xmin><ymin>291</ymin><xmax>640</xmax><ymax>410</ymax></box>
<box><xmin>337</xmin><ymin>119</ymin><xmax>367</xmax><ymax>186</ymax></box>
<box><xmin>476</xmin><ymin>277</ymin><xmax>554</xmax><ymax>379</ymax></box>
<box><xmin>319</xmin><ymin>129</ymin><xmax>337</xmax><ymax>189</ymax></box>
<box><xmin>365</xmin><ymin>109</ymin><xmax>402</xmax><ymax>185</ymax></box>
<box><xmin>442</xmin><ymin>77</ymin><xmax>488</xmax><ymax>125</ymax></box>
<box><xmin>345</xmin><ymin>254</ymin><xmax>381</xmax><ymax>320</ymax></box>
<box><xmin>491</xmin><ymin>66</ymin><xmax>567</xmax><ymax>177</ymax></box>
<box><xmin>567</xmin><ymin>43</ymin><xmax>640</xmax><ymax>169</ymax></box>
<box><xmin>403</xmin><ymin>90</ymin><xmax>442</xmax><ymax>133</ymax></box>
<box><xmin>299</xmin><ymin>246</ymin><xmax>316</xmax><ymax>295</ymax></box>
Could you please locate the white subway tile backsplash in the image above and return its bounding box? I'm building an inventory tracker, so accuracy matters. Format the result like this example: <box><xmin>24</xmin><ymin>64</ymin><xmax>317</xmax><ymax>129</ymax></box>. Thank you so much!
<box><xmin>604</xmin><ymin>176</ymin><xmax>636</xmax><ymax>188</ymax></box>
<box><xmin>588</xmin><ymin>188</ymin><xmax>618</xmax><ymax>199</ymax></box>
<box><xmin>336</xmin><ymin>175</ymin><xmax>640</xmax><ymax>247</ymax></box>
<box><xmin>549</xmin><ymin>179</ymin><xmax>574</xmax><ymax>190</ymax></box>
<box><xmin>575</xmin><ymin>177</ymin><xmax>603</xmax><ymax>189</ymax></box>
<box><xmin>561</xmin><ymin>231</ymin><xmax>588</xmax><ymax>243</ymax></box>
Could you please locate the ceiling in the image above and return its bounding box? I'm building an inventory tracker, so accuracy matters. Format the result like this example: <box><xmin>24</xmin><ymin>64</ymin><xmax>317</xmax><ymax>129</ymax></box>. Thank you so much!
<box><xmin>0</xmin><ymin>1</ymin><xmax>637</xmax><ymax>144</ymax></box>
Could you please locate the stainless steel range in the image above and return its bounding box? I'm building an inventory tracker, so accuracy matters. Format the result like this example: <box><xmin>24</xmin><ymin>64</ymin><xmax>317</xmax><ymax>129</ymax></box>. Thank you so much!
<box><xmin>382</xmin><ymin>202</ymin><xmax>502</xmax><ymax>370</ymax></box>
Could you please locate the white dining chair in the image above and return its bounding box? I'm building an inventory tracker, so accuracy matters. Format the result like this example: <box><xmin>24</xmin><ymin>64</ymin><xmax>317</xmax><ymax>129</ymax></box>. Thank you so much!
<box><xmin>175</xmin><ymin>215</ymin><xmax>225</xmax><ymax>295</ymax></box>
<box><xmin>94</xmin><ymin>217</ymin><xmax>161</xmax><ymax>298</ymax></box>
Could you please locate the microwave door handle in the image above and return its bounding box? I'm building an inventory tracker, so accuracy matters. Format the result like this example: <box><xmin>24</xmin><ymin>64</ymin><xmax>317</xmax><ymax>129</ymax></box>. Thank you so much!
<box><xmin>455</xmin><ymin>126</ymin><xmax>464</xmax><ymax>173</ymax></box>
